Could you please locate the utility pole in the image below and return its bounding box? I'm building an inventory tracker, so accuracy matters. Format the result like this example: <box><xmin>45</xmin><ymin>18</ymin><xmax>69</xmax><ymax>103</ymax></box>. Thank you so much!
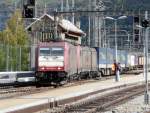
<box><xmin>71</xmin><ymin>0</ymin><xmax>75</xmax><ymax>24</ymax></box>
<box><xmin>93</xmin><ymin>0</ymin><xmax>96</xmax><ymax>47</ymax></box>
<box><xmin>15</xmin><ymin>1</ymin><xmax>17</xmax><ymax>10</ymax></box>
<box><xmin>35</xmin><ymin>0</ymin><xmax>37</xmax><ymax>17</ymax></box>
<box><xmin>61</xmin><ymin>0</ymin><xmax>64</xmax><ymax>12</ymax></box>
<box><xmin>66</xmin><ymin>0</ymin><xmax>69</xmax><ymax>19</ymax></box>
<box><xmin>88</xmin><ymin>0</ymin><xmax>91</xmax><ymax>46</ymax></box>
<box><xmin>66</xmin><ymin>0</ymin><xmax>69</xmax><ymax>11</ymax></box>
<box><xmin>6</xmin><ymin>45</ymin><xmax>9</xmax><ymax>71</ymax></box>
<box><xmin>54</xmin><ymin>9</ymin><xmax>58</xmax><ymax>39</ymax></box>
<box><xmin>44</xmin><ymin>2</ymin><xmax>47</xmax><ymax>14</ymax></box>
<box><xmin>144</xmin><ymin>11</ymin><xmax>149</xmax><ymax>105</ymax></box>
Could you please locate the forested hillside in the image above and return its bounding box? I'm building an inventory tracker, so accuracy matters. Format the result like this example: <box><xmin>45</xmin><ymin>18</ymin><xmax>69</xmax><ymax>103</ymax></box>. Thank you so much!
<box><xmin>4</xmin><ymin>0</ymin><xmax>148</xmax><ymax>10</ymax></box>
<box><xmin>34</xmin><ymin>0</ymin><xmax>150</xmax><ymax>11</ymax></box>
<box><xmin>5</xmin><ymin>0</ymin><xmax>149</xmax><ymax>12</ymax></box>
<box><xmin>110</xmin><ymin>0</ymin><xmax>150</xmax><ymax>11</ymax></box>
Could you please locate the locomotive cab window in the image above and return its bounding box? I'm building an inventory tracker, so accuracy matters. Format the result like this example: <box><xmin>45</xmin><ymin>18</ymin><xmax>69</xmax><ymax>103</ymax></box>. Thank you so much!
<box><xmin>39</xmin><ymin>47</ymin><xmax>64</xmax><ymax>56</ymax></box>
<box><xmin>51</xmin><ymin>47</ymin><xmax>64</xmax><ymax>56</ymax></box>
<box><xmin>40</xmin><ymin>48</ymin><xmax>50</xmax><ymax>56</ymax></box>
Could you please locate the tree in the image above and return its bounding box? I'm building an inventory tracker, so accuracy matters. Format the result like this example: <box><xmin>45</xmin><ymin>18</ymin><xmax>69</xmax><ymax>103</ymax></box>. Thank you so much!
<box><xmin>3</xmin><ymin>9</ymin><xmax>29</xmax><ymax>46</ymax></box>
<box><xmin>0</xmin><ymin>9</ymin><xmax>30</xmax><ymax>71</ymax></box>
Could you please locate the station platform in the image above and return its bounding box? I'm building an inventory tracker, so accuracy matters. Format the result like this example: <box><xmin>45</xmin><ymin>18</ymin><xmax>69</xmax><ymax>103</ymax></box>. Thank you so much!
<box><xmin>0</xmin><ymin>73</ymin><xmax>149</xmax><ymax>113</ymax></box>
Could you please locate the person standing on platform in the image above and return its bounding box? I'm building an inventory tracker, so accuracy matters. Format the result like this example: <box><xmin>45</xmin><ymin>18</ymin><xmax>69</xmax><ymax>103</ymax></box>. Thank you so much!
<box><xmin>112</xmin><ymin>60</ymin><xmax>117</xmax><ymax>75</ymax></box>
<box><xmin>112</xmin><ymin>60</ymin><xmax>120</xmax><ymax>81</ymax></box>
<box><xmin>117</xmin><ymin>62</ymin><xmax>121</xmax><ymax>73</ymax></box>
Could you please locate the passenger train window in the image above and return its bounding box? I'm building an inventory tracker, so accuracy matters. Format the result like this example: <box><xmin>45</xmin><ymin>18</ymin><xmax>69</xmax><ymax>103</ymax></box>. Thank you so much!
<box><xmin>0</xmin><ymin>75</ymin><xmax>9</xmax><ymax>79</ymax></box>
<box><xmin>17</xmin><ymin>73</ymin><xmax>35</xmax><ymax>78</ymax></box>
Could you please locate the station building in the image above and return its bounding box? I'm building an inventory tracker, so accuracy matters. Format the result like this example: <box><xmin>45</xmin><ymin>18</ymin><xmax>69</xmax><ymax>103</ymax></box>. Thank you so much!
<box><xmin>26</xmin><ymin>13</ymin><xmax>86</xmax><ymax>70</ymax></box>
<box><xmin>26</xmin><ymin>13</ymin><xmax>86</xmax><ymax>45</ymax></box>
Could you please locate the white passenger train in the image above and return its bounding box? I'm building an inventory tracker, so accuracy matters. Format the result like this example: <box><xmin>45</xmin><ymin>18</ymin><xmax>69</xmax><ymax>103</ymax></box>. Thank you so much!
<box><xmin>0</xmin><ymin>71</ymin><xmax>35</xmax><ymax>86</ymax></box>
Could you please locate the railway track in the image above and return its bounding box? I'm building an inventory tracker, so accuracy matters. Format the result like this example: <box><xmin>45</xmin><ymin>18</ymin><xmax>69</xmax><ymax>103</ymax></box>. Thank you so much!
<box><xmin>46</xmin><ymin>84</ymin><xmax>147</xmax><ymax>113</ymax></box>
<box><xmin>0</xmin><ymin>73</ymin><xmax>141</xmax><ymax>100</ymax></box>
<box><xmin>0</xmin><ymin>86</ymin><xmax>50</xmax><ymax>100</ymax></box>
<box><xmin>0</xmin><ymin>78</ymin><xmax>102</xmax><ymax>99</ymax></box>
<box><xmin>11</xmin><ymin>83</ymin><xmax>147</xmax><ymax>113</ymax></box>
<box><xmin>1</xmin><ymin>72</ymin><xmax>146</xmax><ymax>113</ymax></box>
<box><xmin>0</xmin><ymin>85</ymin><xmax>14</xmax><ymax>89</ymax></box>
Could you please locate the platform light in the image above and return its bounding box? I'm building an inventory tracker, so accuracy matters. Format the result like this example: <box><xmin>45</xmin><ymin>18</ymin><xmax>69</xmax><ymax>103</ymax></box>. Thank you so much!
<box><xmin>105</xmin><ymin>15</ymin><xmax>127</xmax><ymax>82</ymax></box>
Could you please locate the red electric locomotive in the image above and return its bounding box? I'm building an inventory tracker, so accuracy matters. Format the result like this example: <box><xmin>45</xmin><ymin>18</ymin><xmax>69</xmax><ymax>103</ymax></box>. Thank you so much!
<box><xmin>35</xmin><ymin>41</ymin><xmax>99</xmax><ymax>86</ymax></box>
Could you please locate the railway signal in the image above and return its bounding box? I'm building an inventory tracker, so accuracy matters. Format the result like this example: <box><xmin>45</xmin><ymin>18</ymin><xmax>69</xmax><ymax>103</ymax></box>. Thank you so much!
<box><xmin>23</xmin><ymin>5</ymin><xmax>34</xmax><ymax>18</ymax></box>
<box><xmin>133</xmin><ymin>16</ymin><xmax>140</xmax><ymax>43</ymax></box>
<box><xmin>134</xmin><ymin>16</ymin><xmax>139</xmax><ymax>23</ymax></box>
<box><xmin>27</xmin><ymin>0</ymin><xmax>35</xmax><ymax>6</ymax></box>
<box><xmin>134</xmin><ymin>29</ymin><xmax>140</xmax><ymax>42</ymax></box>
<box><xmin>141</xmin><ymin>19</ymin><xmax>149</xmax><ymax>28</ymax></box>
<box><xmin>22</xmin><ymin>0</ymin><xmax>35</xmax><ymax>18</ymax></box>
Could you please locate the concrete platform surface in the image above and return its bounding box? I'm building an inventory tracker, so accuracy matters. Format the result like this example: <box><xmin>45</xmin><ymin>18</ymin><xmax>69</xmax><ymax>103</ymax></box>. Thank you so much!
<box><xmin>0</xmin><ymin>73</ymin><xmax>148</xmax><ymax>113</ymax></box>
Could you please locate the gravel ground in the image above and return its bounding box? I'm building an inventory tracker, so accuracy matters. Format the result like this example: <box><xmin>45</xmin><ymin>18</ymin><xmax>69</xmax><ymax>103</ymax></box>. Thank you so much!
<box><xmin>36</xmin><ymin>94</ymin><xmax>150</xmax><ymax>113</ymax></box>
<box><xmin>103</xmin><ymin>94</ymin><xmax>150</xmax><ymax>113</ymax></box>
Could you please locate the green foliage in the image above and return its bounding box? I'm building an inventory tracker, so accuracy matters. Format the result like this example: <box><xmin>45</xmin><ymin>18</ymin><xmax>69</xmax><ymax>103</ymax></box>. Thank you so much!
<box><xmin>21</xmin><ymin>47</ymin><xmax>30</xmax><ymax>71</ymax></box>
<box><xmin>0</xmin><ymin>45</ymin><xmax>6</xmax><ymax>71</ymax></box>
<box><xmin>0</xmin><ymin>44</ymin><xmax>30</xmax><ymax>71</ymax></box>
<box><xmin>9</xmin><ymin>46</ymin><xmax>30</xmax><ymax>71</ymax></box>
<box><xmin>0</xmin><ymin>9</ymin><xmax>30</xmax><ymax>71</ymax></box>
<box><xmin>2</xmin><ymin>9</ymin><xmax>29</xmax><ymax>46</ymax></box>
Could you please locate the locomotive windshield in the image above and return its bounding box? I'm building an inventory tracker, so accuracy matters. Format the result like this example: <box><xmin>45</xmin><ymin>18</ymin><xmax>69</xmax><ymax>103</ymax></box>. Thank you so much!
<box><xmin>39</xmin><ymin>47</ymin><xmax>64</xmax><ymax>56</ymax></box>
<box><xmin>40</xmin><ymin>48</ymin><xmax>50</xmax><ymax>56</ymax></box>
<box><xmin>51</xmin><ymin>47</ymin><xmax>64</xmax><ymax>56</ymax></box>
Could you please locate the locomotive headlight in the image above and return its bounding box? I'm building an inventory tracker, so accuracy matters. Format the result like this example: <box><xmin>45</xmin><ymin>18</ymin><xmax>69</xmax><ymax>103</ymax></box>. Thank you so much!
<box><xmin>58</xmin><ymin>67</ymin><xmax>61</xmax><ymax>70</ymax></box>
<box><xmin>41</xmin><ymin>67</ymin><xmax>45</xmax><ymax>70</ymax></box>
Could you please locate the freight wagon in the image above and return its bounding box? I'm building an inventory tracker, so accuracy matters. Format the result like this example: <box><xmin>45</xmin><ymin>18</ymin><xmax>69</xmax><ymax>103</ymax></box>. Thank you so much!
<box><xmin>95</xmin><ymin>48</ymin><xmax>144</xmax><ymax>76</ymax></box>
<box><xmin>95</xmin><ymin>47</ymin><xmax>128</xmax><ymax>76</ymax></box>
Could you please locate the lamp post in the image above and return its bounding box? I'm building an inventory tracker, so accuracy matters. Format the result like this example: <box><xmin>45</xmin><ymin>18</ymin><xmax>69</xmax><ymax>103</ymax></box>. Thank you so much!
<box><xmin>105</xmin><ymin>16</ymin><xmax>127</xmax><ymax>82</ymax></box>
<box><xmin>144</xmin><ymin>24</ymin><xmax>149</xmax><ymax>105</ymax></box>
<box><xmin>136</xmin><ymin>11</ymin><xmax>149</xmax><ymax>104</ymax></box>
<box><xmin>140</xmin><ymin>11</ymin><xmax>150</xmax><ymax>105</ymax></box>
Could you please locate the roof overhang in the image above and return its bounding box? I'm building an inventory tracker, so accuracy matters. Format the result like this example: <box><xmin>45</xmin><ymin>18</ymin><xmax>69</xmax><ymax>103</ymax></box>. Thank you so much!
<box><xmin>26</xmin><ymin>13</ymin><xmax>86</xmax><ymax>37</ymax></box>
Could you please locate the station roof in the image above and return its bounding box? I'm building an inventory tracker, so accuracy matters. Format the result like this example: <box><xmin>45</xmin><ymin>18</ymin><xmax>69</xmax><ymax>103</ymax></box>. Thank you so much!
<box><xmin>26</xmin><ymin>13</ymin><xmax>86</xmax><ymax>37</ymax></box>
